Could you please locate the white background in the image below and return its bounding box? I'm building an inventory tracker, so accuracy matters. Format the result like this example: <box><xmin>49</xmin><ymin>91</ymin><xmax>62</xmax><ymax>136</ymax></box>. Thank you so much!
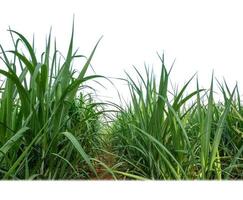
<box><xmin>0</xmin><ymin>181</ymin><xmax>242</xmax><ymax>200</ymax></box>
<box><xmin>1</xmin><ymin>0</ymin><xmax>243</xmax><ymax>102</ymax></box>
<box><xmin>0</xmin><ymin>0</ymin><xmax>243</xmax><ymax>198</ymax></box>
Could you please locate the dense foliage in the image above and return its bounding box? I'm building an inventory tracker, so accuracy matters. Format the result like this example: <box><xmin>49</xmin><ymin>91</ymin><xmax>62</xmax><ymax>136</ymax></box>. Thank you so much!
<box><xmin>0</xmin><ymin>27</ymin><xmax>243</xmax><ymax>180</ymax></box>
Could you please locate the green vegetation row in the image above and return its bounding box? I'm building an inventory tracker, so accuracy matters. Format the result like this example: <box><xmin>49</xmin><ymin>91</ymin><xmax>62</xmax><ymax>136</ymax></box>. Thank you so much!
<box><xmin>0</xmin><ymin>25</ymin><xmax>243</xmax><ymax>180</ymax></box>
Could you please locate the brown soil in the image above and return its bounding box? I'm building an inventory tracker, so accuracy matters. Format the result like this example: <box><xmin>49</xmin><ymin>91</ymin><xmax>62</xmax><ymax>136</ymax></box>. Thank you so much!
<box><xmin>92</xmin><ymin>147</ymin><xmax>116</xmax><ymax>180</ymax></box>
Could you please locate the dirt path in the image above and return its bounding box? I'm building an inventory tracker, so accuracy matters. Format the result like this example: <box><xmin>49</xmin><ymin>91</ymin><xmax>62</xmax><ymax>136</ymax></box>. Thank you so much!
<box><xmin>92</xmin><ymin>145</ymin><xmax>117</xmax><ymax>180</ymax></box>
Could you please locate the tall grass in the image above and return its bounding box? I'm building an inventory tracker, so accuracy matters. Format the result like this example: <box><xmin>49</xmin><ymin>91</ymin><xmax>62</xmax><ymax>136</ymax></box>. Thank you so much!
<box><xmin>111</xmin><ymin>55</ymin><xmax>243</xmax><ymax>180</ymax></box>
<box><xmin>1</xmin><ymin>24</ymin><xmax>243</xmax><ymax>180</ymax></box>
<box><xmin>0</xmin><ymin>23</ymin><xmax>104</xmax><ymax>179</ymax></box>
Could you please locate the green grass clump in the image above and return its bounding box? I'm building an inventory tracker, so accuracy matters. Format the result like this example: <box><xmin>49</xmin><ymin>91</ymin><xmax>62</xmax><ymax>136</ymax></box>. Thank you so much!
<box><xmin>0</xmin><ymin>24</ymin><xmax>103</xmax><ymax>179</ymax></box>
<box><xmin>110</xmin><ymin>55</ymin><xmax>243</xmax><ymax>180</ymax></box>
